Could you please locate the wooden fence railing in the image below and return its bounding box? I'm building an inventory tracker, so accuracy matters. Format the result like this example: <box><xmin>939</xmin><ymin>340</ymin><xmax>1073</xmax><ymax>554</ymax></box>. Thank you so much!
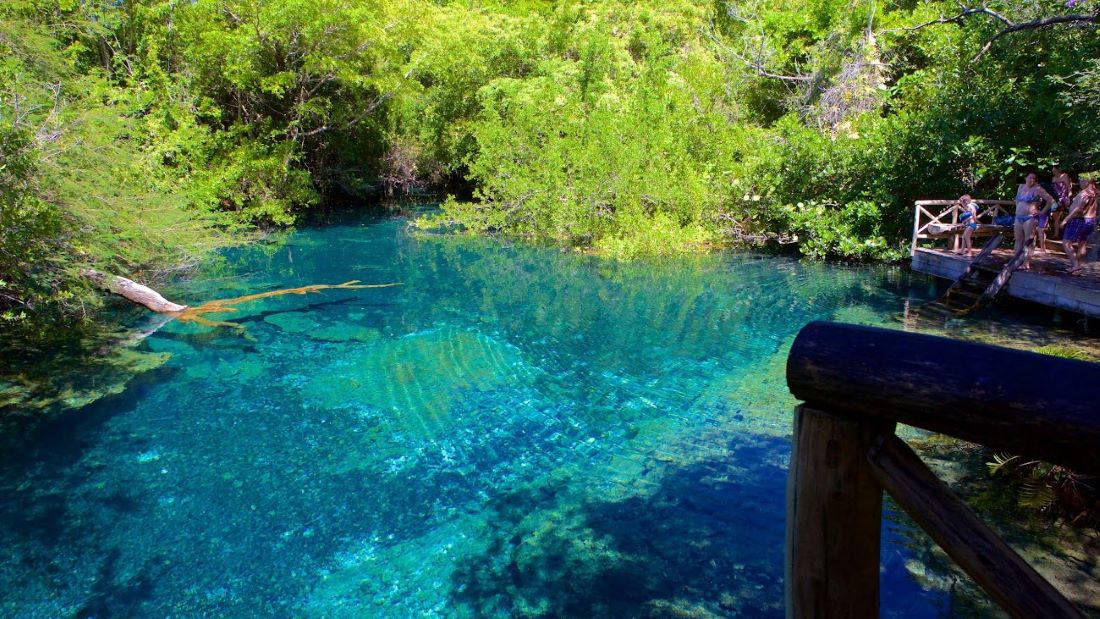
<box><xmin>911</xmin><ymin>199</ymin><xmax>1014</xmax><ymax>254</ymax></box>
<box><xmin>784</xmin><ymin>321</ymin><xmax>1098</xmax><ymax>619</ymax></box>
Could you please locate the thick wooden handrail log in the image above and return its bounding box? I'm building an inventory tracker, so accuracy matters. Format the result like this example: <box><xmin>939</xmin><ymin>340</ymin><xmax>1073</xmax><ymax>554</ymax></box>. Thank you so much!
<box><xmin>787</xmin><ymin>322</ymin><xmax>1100</xmax><ymax>476</ymax></box>
<box><xmin>868</xmin><ymin>434</ymin><xmax>1084</xmax><ymax>619</ymax></box>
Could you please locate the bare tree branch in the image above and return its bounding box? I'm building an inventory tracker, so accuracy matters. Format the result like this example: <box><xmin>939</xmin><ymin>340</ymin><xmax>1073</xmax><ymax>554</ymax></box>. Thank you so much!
<box><xmin>0</xmin><ymin>292</ymin><xmax>29</xmax><ymax>307</ymax></box>
<box><xmin>701</xmin><ymin>25</ymin><xmax>816</xmax><ymax>83</ymax></box>
<box><xmin>905</xmin><ymin>5</ymin><xmax>1010</xmax><ymax>32</ymax></box>
<box><xmin>339</xmin><ymin>91</ymin><xmax>394</xmax><ymax>129</ymax></box>
<box><xmin>976</xmin><ymin>13</ymin><xmax>1099</xmax><ymax>59</ymax></box>
<box><xmin>729</xmin><ymin>48</ymin><xmax>817</xmax><ymax>82</ymax></box>
<box><xmin>300</xmin><ymin>124</ymin><xmax>330</xmax><ymax>138</ymax></box>
<box><xmin>293</xmin><ymin>90</ymin><xmax>394</xmax><ymax>140</ymax></box>
<box><xmin>900</xmin><ymin>3</ymin><xmax>1097</xmax><ymax>60</ymax></box>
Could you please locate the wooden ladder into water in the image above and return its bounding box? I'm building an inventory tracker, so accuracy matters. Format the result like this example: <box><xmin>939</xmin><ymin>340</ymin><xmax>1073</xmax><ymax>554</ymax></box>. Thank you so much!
<box><xmin>918</xmin><ymin>233</ymin><xmax>1025</xmax><ymax>318</ymax></box>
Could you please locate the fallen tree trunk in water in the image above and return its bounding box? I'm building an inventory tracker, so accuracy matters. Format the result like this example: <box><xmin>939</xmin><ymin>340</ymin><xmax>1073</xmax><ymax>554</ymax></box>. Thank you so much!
<box><xmin>84</xmin><ymin>268</ymin><xmax>400</xmax><ymax>329</ymax></box>
<box><xmin>174</xmin><ymin>280</ymin><xmax>401</xmax><ymax>328</ymax></box>
<box><xmin>82</xmin><ymin>269</ymin><xmax>189</xmax><ymax>313</ymax></box>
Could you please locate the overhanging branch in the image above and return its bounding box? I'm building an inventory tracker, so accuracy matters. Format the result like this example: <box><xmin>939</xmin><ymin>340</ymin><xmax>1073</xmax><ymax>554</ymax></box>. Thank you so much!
<box><xmin>902</xmin><ymin>3</ymin><xmax>1098</xmax><ymax>60</ymax></box>
<box><xmin>730</xmin><ymin>49</ymin><xmax>817</xmax><ymax>82</ymax></box>
<box><xmin>702</xmin><ymin>24</ymin><xmax>816</xmax><ymax>83</ymax></box>
<box><xmin>906</xmin><ymin>1</ymin><xmax>1010</xmax><ymax>31</ymax></box>
<box><xmin>977</xmin><ymin>13</ymin><xmax>1099</xmax><ymax>59</ymax></box>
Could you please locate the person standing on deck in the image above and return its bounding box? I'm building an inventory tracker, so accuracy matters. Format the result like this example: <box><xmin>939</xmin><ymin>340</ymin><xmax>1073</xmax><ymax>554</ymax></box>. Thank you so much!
<box><xmin>1014</xmin><ymin>172</ymin><xmax>1055</xmax><ymax>271</ymax></box>
<box><xmin>1059</xmin><ymin>177</ymin><xmax>1098</xmax><ymax>274</ymax></box>
<box><xmin>955</xmin><ymin>194</ymin><xmax>989</xmax><ymax>257</ymax></box>
<box><xmin>1050</xmin><ymin>165</ymin><xmax>1074</xmax><ymax>239</ymax></box>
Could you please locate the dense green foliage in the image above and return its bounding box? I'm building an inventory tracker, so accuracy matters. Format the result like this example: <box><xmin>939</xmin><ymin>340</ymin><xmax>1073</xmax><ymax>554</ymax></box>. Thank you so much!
<box><xmin>2</xmin><ymin>0</ymin><xmax>1098</xmax><ymax>327</ymax></box>
<box><xmin>423</xmin><ymin>0</ymin><xmax>1100</xmax><ymax>259</ymax></box>
<box><xmin>1</xmin><ymin>1</ymin><xmax>229</xmax><ymax>327</ymax></box>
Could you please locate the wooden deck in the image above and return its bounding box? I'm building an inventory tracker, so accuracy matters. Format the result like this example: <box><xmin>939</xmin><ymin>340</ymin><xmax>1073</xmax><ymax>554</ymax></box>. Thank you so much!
<box><xmin>908</xmin><ymin>199</ymin><xmax>1100</xmax><ymax>318</ymax></box>
<box><xmin>911</xmin><ymin>247</ymin><xmax>1100</xmax><ymax>317</ymax></box>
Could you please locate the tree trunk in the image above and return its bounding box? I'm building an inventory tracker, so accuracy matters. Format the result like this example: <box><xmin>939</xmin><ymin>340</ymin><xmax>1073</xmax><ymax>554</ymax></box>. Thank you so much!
<box><xmin>82</xmin><ymin>269</ymin><xmax>188</xmax><ymax>313</ymax></box>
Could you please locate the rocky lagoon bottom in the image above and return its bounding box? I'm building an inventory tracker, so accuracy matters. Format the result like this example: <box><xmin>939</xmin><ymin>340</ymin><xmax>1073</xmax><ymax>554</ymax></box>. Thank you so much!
<box><xmin>1</xmin><ymin>212</ymin><xmax>1090</xmax><ymax>617</ymax></box>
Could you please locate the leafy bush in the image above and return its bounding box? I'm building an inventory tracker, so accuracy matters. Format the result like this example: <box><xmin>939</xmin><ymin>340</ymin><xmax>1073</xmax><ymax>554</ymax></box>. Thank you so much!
<box><xmin>0</xmin><ymin>125</ymin><xmax>64</xmax><ymax>320</ymax></box>
<box><xmin>988</xmin><ymin>454</ymin><xmax>1100</xmax><ymax>526</ymax></box>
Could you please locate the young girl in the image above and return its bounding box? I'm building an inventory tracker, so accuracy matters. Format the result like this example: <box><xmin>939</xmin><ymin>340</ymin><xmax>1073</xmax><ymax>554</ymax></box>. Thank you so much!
<box><xmin>1050</xmin><ymin>165</ymin><xmax>1073</xmax><ymax>241</ymax></box>
<box><xmin>955</xmin><ymin>195</ymin><xmax>980</xmax><ymax>256</ymax></box>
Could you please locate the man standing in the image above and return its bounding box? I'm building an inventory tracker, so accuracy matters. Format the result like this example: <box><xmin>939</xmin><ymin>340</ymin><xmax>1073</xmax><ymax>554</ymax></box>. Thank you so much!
<box><xmin>1059</xmin><ymin>177</ymin><xmax>1098</xmax><ymax>274</ymax></box>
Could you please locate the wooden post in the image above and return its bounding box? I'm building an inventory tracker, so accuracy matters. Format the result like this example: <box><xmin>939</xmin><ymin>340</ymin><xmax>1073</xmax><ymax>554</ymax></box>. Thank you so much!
<box><xmin>911</xmin><ymin>201</ymin><xmax>922</xmax><ymax>256</ymax></box>
<box><xmin>786</xmin><ymin>405</ymin><xmax>890</xmax><ymax>619</ymax></box>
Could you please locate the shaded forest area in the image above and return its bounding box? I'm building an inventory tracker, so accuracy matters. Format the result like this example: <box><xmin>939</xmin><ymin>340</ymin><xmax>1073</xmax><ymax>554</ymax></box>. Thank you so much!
<box><xmin>2</xmin><ymin>0</ymin><xmax>1098</xmax><ymax>331</ymax></box>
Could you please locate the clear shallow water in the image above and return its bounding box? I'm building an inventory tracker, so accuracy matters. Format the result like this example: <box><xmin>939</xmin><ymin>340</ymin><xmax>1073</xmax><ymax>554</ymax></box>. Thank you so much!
<box><xmin>0</xmin><ymin>212</ymin><xmax>1080</xmax><ymax>617</ymax></box>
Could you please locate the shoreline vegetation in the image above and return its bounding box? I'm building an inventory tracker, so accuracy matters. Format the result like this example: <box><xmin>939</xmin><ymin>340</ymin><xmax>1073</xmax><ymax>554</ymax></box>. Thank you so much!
<box><xmin>3</xmin><ymin>0</ymin><xmax>1098</xmax><ymax>336</ymax></box>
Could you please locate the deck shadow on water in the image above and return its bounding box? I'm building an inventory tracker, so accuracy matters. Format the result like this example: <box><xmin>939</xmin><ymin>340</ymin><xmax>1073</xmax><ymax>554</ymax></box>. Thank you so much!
<box><xmin>452</xmin><ymin>436</ymin><xmax>790</xmax><ymax>618</ymax></box>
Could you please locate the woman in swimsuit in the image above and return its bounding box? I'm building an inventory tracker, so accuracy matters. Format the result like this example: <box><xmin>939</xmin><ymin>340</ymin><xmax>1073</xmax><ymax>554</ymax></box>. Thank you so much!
<box><xmin>1014</xmin><ymin>172</ymin><xmax>1054</xmax><ymax>271</ymax></box>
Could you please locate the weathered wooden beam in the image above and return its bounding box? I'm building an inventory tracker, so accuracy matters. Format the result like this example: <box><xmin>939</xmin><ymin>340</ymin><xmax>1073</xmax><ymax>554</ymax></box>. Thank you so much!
<box><xmin>786</xmin><ymin>405</ymin><xmax>890</xmax><ymax>619</ymax></box>
<box><xmin>911</xmin><ymin>200</ymin><xmax>924</xmax><ymax>255</ymax></box>
<box><xmin>915</xmin><ymin>199</ymin><xmax>1014</xmax><ymax>206</ymax></box>
<box><xmin>787</xmin><ymin>322</ymin><xmax>1100</xmax><ymax>476</ymax></box>
<box><xmin>868</xmin><ymin>434</ymin><xmax>1084</xmax><ymax>619</ymax></box>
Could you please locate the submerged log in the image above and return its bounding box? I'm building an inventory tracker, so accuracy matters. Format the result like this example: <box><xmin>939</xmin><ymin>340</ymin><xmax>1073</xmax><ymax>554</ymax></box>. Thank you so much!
<box><xmin>85</xmin><ymin>268</ymin><xmax>400</xmax><ymax>330</ymax></box>
<box><xmin>82</xmin><ymin>269</ymin><xmax>188</xmax><ymax>313</ymax></box>
<box><xmin>175</xmin><ymin>280</ymin><xmax>400</xmax><ymax>328</ymax></box>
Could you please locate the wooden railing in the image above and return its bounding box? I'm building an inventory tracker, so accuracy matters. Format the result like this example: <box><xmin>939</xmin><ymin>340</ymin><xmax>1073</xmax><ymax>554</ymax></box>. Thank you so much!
<box><xmin>784</xmin><ymin>321</ymin><xmax>1098</xmax><ymax>619</ymax></box>
<box><xmin>911</xmin><ymin>199</ymin><xmax>1014</xmax><ymax>254</ymax></box>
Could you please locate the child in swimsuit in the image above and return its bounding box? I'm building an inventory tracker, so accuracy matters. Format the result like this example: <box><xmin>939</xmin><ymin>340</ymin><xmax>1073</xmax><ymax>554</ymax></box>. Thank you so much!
<box><xmin>1051</xmin><ymin>166</ymin><xmax>1073</xmax><ymax>238</ymax></box>
<box><xmin>955</xmin><ymin>195</ymin><xmax>981</xmax><ymax>256</ymax></box>
<box><xmin>1033</xmin><ymin>195</ymin><xmax>1056</xmax><ymax>253</ymax></box>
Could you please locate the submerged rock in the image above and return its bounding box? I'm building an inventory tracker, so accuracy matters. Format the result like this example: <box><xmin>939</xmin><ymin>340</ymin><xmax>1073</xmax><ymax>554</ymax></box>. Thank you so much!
<box><xmin>263</xmin><ymin>312</ymin><xmax>316</xmax><ymax>334</ymax></box>
<box><xmin>263</xmin><ymin>311</ymin><xmax>383</xmax><ymax>344</ymax></box>
<box><xmin>0</xmin><ymin>348</ymin><xmax>171</xmax><ymax>415</ymax></box>
<box><xmin>308</xmin><ymin>325</ymin><xmax>382</xmax><ymax>344</ymax></box>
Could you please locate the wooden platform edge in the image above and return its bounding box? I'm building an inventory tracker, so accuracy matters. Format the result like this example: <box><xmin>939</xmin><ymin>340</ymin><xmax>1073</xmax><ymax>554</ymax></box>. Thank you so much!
<box><xmin>911</xmin><ymin>249</ymin><xmax>1100</xmax><ymax>318</ymax></box>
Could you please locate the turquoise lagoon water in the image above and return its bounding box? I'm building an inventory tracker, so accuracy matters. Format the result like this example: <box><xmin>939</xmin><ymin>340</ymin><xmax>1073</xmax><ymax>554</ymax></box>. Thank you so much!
<box><xmin>0</xmin><ymin>212</ymin><xmax>1078</xmax><ymax>617</ymax></box>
